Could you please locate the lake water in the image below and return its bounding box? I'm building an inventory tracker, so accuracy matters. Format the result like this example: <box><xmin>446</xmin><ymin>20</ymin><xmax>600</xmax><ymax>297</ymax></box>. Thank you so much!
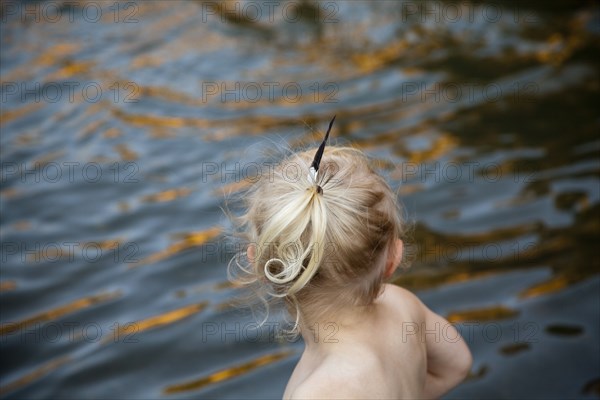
<box><xmin>1</xmin><ymin>1</ymin><xmax>599</xmax><ymax>398</ymax></box>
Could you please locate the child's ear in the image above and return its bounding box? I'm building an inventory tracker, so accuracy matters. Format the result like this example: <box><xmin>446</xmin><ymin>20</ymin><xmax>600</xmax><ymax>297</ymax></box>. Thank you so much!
<box><xmin>384</xmin><ymin>239</ymin><xmax>403</xmax><ymax>279</ymax></box>
<box><xmin>246</xmin><ymin>244</ymin><xmax>256</xmax><ymax>263</ymax></box>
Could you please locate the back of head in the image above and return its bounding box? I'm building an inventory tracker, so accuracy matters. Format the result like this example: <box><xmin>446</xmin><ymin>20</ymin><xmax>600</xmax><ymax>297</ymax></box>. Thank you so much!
<box><xmin>231</xmin><ymin>146</ymin><xmax>404</xmax><ymax>329</ymax></box>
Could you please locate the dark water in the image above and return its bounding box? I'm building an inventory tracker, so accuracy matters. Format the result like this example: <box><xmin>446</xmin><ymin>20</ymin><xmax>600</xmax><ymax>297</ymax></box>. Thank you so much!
<box><xmin>1</xmin><ymin>1</ymin><xmax>599</xmax><ymax>398</ymax></box>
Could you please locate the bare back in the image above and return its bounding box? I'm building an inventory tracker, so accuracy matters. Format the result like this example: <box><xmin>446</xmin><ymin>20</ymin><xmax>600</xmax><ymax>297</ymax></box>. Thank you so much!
<box><xmin>283</xmin><ymin>284</ymin><xmax>428</xmax><ymax>399</ymax></box>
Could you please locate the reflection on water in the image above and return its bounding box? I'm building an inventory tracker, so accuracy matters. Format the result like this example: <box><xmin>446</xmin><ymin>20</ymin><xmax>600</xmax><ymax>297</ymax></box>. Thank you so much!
<box><xmin>446</xmin><ymin>305</ymin><xmax>519</xmax><ymax>323</ymax></box>
<box><xmin>107</xmin><ymin>301</ymin><xmax>209</xmax><ymax>342</ymax></box>
<box><xmin>499</xmin><ymin>342</ymin><xmax>530</xmax><ymax>356</ymax></box>
<box><xmin>0</xmin><ymin>291</ymin><xmax>121</xmax><ymax>336</ymax></box>
<box><xmin>1</xmin><ymin>0</ymin><xmax>599</xmax><ymax>398</ymax></box>
<box><xmin>163</xmin><ymin>350</ymin><xmax>295</xmax><ymax>395</ymax></box>
<box><xmin>0</xmin><ymin>356</ymin><xmax>71</xmax><ymax>398</ymax></box>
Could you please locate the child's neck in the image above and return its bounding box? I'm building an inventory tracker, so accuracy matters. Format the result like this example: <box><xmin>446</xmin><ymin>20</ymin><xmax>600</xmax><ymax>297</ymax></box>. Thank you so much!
<box><xmin>299</xmin><ymin>303</ymin><xmax>377</xmax><ymax>354</ymax></box>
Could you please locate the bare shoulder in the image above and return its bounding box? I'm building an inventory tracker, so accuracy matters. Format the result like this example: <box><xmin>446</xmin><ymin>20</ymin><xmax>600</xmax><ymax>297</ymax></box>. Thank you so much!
<box><xmin>378</xmin><ymin>283</ymin><xmax>425</xmax><ymax>319</ymax></box>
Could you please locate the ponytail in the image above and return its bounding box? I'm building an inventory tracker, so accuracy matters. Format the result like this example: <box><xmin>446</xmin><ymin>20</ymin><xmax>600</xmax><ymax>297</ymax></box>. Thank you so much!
<box><xmin>255</xmin><ymin>181</ymin><xmax>328</xmax><ymax>297</ymax></box>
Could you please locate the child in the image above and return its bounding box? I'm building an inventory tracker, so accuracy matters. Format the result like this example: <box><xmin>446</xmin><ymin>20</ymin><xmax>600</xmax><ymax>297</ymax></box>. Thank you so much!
<box><xmin>230</xmin><ymin>118</ymin><xmax>472</xmax><ymax>399</ymax></box>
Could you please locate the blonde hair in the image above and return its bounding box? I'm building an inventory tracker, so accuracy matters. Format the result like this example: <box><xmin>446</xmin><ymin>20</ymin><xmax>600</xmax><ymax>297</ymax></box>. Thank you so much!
<box><xmin>228</xmin><ymin>146</ymin><xmax>405</xmax><ymax>331</ymax></box>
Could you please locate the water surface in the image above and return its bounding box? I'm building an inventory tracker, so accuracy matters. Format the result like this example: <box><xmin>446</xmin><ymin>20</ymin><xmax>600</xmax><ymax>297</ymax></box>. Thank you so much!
<box><xmin>1</xmin><ymin>1</ymin><xmax>599</xmax><ymax>398</ymax></box>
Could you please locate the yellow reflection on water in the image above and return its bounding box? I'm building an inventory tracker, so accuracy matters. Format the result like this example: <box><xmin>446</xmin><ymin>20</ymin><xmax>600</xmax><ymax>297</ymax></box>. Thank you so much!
<box><xmin>446</xmin><ymin>305</ymin><xmax>519</xmax><ymax>323</ymax></box>
<box><xmin>352</xmin><ymin>39</ymin><xmax>409</xmax><ymax>73</ymax></box>
<box><xmin>409</xmin><ymin>134</ymin><xmax>457</xmax><ymax>164</ymax></box>
<box><xmin>114</xmin><ymin>144</ymin><xmax>138</xmax><ymax>161</ymax></box>
<box><xmin>78</xmin><ymin>120</ymin><xmax>106</xmax><ymax>139</ymax></box>
<box><xmin>32</xmin><ymin>150</ymin><xmax>65</xmax><ymax>168</ymax></box>
<box><xmin>48</xmin><ymin>61</ymin><xmax>94</xmax><ymax>80</ymax></box>
<box><xmin>0</xmin><ymin>103</ymin><xmax>43</xmax><ymax>127</ymax></box>
<box><xmin>141</xmin><ymin>187</ymin><xmax>192</xmax><ymax>203</ymax></box>
<box><xmin>0</xmin><ymin>281</ymin><xmax>17</xmax><ymax>292</ymax></box>
<box><xmin>138</xmin><ymin>85</ymin><xmax>198</xmax><ymax>105</ymax></box>
<box><xmin>131</xmin><ymin>227</ymin><xmax>221</xmax><ymax>268</ymax></box>
<box><xmin>0</xmin><ymin>291</ymin><xmax>121</xmax><ymax>336</ymax></box>
<box><xmin>535</xmin><ymin>19</ymin><xmax>589</xmax><ymax>67</ymax></box>
<box><xmin>12</xmin><ymin>220</ymin><xmax>31</xmax><ymax>231</ymax></box>
<box><xmin>163</xmin><ymin>350</ymin><xmax>294</xmax><ymax>394</ymax></box>
<box><xmin>213</xmin><ymin>280</ymin><xmax>237</xmax><ymax>291</ymax></box>
<box><xmin>0</xmin><ymin>187</ymin><xmax>21</xmax><ymax>200</ymax></box>
<box><xmin>106</xmin><ymin>302</ymin><xmax>209</xmax><ymax>342</ymax></box>
<box><xmin>103</xmin><ymin>127</ymin><xmax>122</xmax><ymax>139</ymax></box>
<box><xmin>500</xmin><ymin>342</ymin><xmax>531</xmax><ymax>356</ymax></box>
<box><xmin>113</xmin><ymin>109</ymin><xmax>209</xmax><ymax>129</ymax></box>
<box><xmin>465</xmin><ymin>364</ymin><xmax>489</xmax><ymax>381</ymax></box>
<box><xmin>520</xmin><ymin>275</ymin><xmax>572</xmax><ymax>298</ymax></box>
<box><xmin>393</xmin><ymin>270</ymin><xmax>499</xmax><ymax>292</ymax></box>
<box><xmin>0</xmin><ymin>355</ymin><xmax>71</xmax><ymax>397</ymax></box>
<box><xmin>35</xmin><ymin>43</ymin><xmax>80</xmax><ymax>67</ymax></box>
<box><xmin>13</xmin><ymin>131</ymin><xmax>41</xmax><ymax>146</ymax></box>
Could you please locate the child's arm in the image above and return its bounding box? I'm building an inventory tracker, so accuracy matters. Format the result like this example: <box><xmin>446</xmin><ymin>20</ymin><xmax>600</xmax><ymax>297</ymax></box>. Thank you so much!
<box><xmin>421</xmin><ymin>305</ymin><xmax>472</xmax><ymax>399</ymax></box>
